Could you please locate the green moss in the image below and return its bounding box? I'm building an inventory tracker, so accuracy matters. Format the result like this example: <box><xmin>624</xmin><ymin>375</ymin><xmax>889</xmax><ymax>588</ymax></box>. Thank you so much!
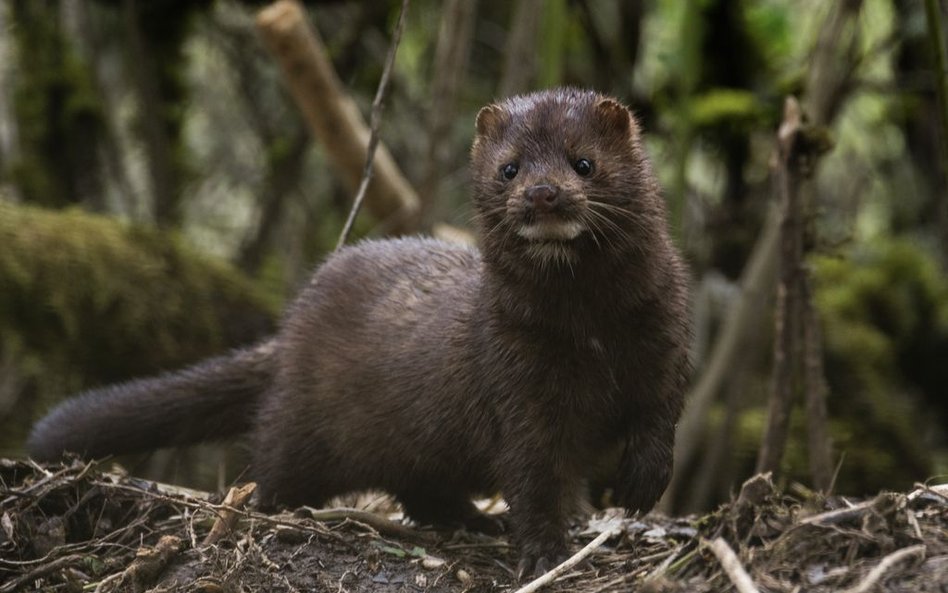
<box><xmin>8</xmin><ymin>2</ymin><xmax>105</xmax><ymax>207</ymax></box>
<box><xmin>714</xmin><ymin>240</ymin><xmax>947</xmax><ymax>498</ymax></box>
<box><xmin>0</xmin><ymin>202</ymin><xmax>279</xmax><ymax>454</ymax></box>
<box><xmin>814</xmin><ymin>240</ymin><xmax>948</xmax><ymax>383</ymax></box>
<box><xmin>810</xmin><ymin>239</ymin><xmax>948</xmax><ymax>488</ymax></box>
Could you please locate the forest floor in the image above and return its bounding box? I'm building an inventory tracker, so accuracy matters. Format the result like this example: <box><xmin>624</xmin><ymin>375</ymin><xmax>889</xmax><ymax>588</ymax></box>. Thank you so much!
<box><xmin>1</xmin><ymin>458</ymin><xmax>946</xmax><ymax>593</ymax></box>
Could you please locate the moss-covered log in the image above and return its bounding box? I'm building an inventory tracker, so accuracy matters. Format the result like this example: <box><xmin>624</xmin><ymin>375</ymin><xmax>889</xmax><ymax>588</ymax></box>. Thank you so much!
<box><xmin>0</xmin><ymin>201</ymin><xmax>279</xmax><ymax>457</ymax></box>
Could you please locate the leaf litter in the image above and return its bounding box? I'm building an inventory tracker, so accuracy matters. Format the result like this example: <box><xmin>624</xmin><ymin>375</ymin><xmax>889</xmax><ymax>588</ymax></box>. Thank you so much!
<box><xmin>1</xmin><ymin>459</ymin><xmax>945</xmax><ymax>592</ymax></box>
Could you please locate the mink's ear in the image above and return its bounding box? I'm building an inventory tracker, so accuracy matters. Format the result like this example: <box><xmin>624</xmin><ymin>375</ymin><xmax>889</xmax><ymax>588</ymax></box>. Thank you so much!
<box><xmin>595</xmin><ymin>98</ymin><xmax>634</xmax><ymax>138</ymax></box>
<box><xmin>475</xmin><ymin>104</ymin><xmax>509</xmax><ymax>140</ymax></box>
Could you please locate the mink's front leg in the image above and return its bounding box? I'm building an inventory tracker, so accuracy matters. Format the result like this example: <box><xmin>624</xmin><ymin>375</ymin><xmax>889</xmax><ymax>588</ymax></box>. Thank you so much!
<box><xmin>613</xmin><ymin>418</ymin><xmax>676</xmax><ymax>514</ymax></box>
<box><xmin>501</xmin><ymin>448</ymin><xmax>579</xmax><ymax>580</ymax></box>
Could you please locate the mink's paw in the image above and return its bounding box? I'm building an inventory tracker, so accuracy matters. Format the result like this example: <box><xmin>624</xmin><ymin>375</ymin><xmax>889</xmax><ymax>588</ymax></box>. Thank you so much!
<box><xmin>614</xmin><ymin>480</ymin><xmax>664</xmax><ymax>515</ymax></box>
<box><xmin>515</xmin><ymin>548</ymin><xmax>569</xmax><ymax>581</ymax></box>
<box><xmin>614</xmin><ymin>453</ymin><xmax>671</xmax><ymax>514</ymax></box>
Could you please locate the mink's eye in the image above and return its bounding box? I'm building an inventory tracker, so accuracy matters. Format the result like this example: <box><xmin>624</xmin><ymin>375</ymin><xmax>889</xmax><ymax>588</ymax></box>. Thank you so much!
<box><xmin>501</xmin><ymin>163</ymin><xmax>519</xmax><ymax>180</ymax></box>
<box><xmin>573</xmin><ymin>158</ymin><xmax>594</xmax><ymax>177</ymax></box>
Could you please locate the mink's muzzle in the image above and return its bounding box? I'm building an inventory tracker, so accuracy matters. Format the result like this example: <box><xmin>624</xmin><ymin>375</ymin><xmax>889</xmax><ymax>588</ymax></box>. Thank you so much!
<box><xmin>506</xmin><ymin>184</ymin><xmax>588</xmax><ymax>243</ymax></box>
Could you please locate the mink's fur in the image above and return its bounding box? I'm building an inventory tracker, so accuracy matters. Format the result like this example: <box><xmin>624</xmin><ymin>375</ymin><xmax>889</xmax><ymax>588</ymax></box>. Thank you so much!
<box><xmin>28</xmin><ymin>88</ymin><xmax>691</xmax><ymax>576</ymax></box>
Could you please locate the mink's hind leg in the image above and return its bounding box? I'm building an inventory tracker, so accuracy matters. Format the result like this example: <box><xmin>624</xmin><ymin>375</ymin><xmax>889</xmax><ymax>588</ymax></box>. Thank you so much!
<box><xmin>250</xmin><ymin>401</ymin><xmax>335</xmax><ymax>510</ymax></box>
<box><xmin>251</xmin><ymin>456</ymin><xmax>333</xmax><ymax>511</ymax></box>
<box><xmin>399</xmin><ymin>490</ymin><xmax>505</xmax><ymax>535</ymax></box>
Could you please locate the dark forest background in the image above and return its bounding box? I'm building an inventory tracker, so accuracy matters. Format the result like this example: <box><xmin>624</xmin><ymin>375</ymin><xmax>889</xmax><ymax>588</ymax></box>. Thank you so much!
<box><xmin>1</xmin><ymin>0</ymin><xmax>946</xmax><ymax>514</ymax></box>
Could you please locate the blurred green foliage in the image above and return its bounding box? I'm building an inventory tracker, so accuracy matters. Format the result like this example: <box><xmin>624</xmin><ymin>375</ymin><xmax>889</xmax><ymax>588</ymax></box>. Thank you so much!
<box><xmin>717</xmin><ymin>239</ymin><xmax>948</xmax><ymax>494</ymax></box>
<box><xmin>8</xmin><ymin>1</ymin><xmax>105</xmax><ymax>209</ymax></box>
<box><xmin>815</xmin><ymin>240</ymin><xmax>948</xmax><ymax>459</ymax></box>
<box><xmin>0</xmin><ymin>202</ymin><xmax>278</xmax><ymax>455</ymax></box>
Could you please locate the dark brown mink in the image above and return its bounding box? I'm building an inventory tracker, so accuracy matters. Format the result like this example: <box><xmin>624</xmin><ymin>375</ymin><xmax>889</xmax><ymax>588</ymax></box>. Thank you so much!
<box><xmin>27</xmin><ymin>87</ymin><xmax>691</xmax><ymax>577</ymax></box>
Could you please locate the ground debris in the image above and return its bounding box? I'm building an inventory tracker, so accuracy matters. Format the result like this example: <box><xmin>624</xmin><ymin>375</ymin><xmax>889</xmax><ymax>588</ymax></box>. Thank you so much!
<box><xmin>1</xmin><ymin>459</ymin><xmax>945</xmax><ymax>592</ymax></box>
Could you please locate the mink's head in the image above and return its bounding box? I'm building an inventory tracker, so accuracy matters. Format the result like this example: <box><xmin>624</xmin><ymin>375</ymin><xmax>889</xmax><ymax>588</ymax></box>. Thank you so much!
<box><xmin>470</xmin><ymin>88</ymin><xmax>666</xmax><ymax>273</ymax></box>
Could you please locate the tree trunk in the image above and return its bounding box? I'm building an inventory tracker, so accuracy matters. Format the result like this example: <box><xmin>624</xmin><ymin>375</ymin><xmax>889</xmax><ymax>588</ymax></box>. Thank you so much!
<box><xmin>663</xmin><ymin>205</ymin><xmax>779</xmax><ymax>512</ymax></box>
<box><xmin>238</xmin><ymin>130</ymin><xmax>310</xmax><ymax>274</ymax></box>
<box><xmin>802</xmin><ymin>274</ymin><xmax>833</xmax><ymax>491</ymax></box>
<box><xmin>122</xmin><ymin>0</ymin><xmax>181</xmax><ymax>227</ymax></box>
<box><xmin>756</xmin><ymin>97</ymin><xmax>833</xmax><ymax>484</ymax></box>
<box><xmin>498</xmin><ymin>0</ymin><xmax>542</xmax><ymax>97</ymax></box>
<box><xmin>256</xmin><ymin>0</ymin><xmax>420</xmax><ymax>235</ymax></box>
<box><xmin>420</xmin><ymin>0</ymin><xmax>477</xmax><ymax>226</ymax></box>
<box><xmin>756</xmin><ymin>98</ymin><xmax>807</xmax><ymax>477</ymax></box>
<box><xmin>805</xmin><ymin>0</ymin><xmax>864</xmax><ymax>126</ymax></box>
<box><xmin>923</xmin><ymin>0</ymin><xmax>948</xmax><ymax>260</ymax></box>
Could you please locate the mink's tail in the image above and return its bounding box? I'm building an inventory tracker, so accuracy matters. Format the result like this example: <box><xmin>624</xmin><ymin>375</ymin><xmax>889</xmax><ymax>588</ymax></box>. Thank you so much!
<box><xmin>27</xmin><ymin>340</ymin><xmax>277</xmax><ymax>461</ymax></box>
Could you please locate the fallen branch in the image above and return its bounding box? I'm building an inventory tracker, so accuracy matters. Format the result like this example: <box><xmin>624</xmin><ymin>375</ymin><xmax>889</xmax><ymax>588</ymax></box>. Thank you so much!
<box><xmin>799</xmin><ymin>491</ymin><xmax>904</xmax><ymax>527</ymax></box>
<box><xmin>800</xmin><ymin>501</ymin><xmax>876</xmax><ymax>526</ymax></box>
<box><xmin>301</xmin><ymin>506</ymin><xmax>435</xmax><ymax>542</ymax></box>
<box><xmin>202</xmin><ymin>482</ymin><xmax>257</xmax><ymax>545</ymax></box>
<box><xmin>704</xmin><ymin>537</ymin><xmax>761</xmax><ymax>593</ymax></box>
<box><xmin>256</xmin><ymin>0</ymin><xmax>420</xmax><ymax>233</ymax></box>
<box><xmin>92</xmin><ymin>479</ymin><xmax>349</xmax><ymax>546</ymax></box>
<box><xmin>642</xmin><ymin>544</ymin><xmax>691</xmax><ymax>582</ymax></box>
<box><xmin>511</xmin><ymin>529</ymin><xmax>617</xmax><ymax>593</ymax></box>
<box><xmin>907</xmin><ymin>482</ymin><xmax>948</xmax><ymax>502</ymax></box>
<box><xmin>96</xmin><ymin>535</ymin><xmax>184</xmax><ymax>593</ymax></box>
<box><xmin>0</xmin><ymin>554</ymin><xmax>87</xmax><ymax>593</ymax></box>
<box><xmin>840</xmin><ymin>544</ymin><xmax>927</xmax><ymax>593</ymax></box>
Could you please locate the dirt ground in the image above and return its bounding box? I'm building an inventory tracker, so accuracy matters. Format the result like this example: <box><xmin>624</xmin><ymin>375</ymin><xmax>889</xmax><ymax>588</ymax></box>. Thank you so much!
<box><xmin>1</xmin><ymin>458</ymin><xmax>946</xmax><ymax>592</ymax></box>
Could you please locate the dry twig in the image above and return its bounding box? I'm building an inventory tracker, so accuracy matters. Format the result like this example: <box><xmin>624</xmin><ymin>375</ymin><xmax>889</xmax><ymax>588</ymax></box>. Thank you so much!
<box><xmin>511</xmin><ymin>529</ymin><xmax>617</xmax><ymax>593</ymax></box>
<box><xmin>0</xmin><ymin>554</ymin><xmax>87</xmax><ymax>593</ymax></box>
<box><xmin>840</xmin><ymin>545</ymin><xmax>927</xmax><ymax>593</ymax></box>
<box><xmin>336</xmin><ymin>0</ymin><xmax>411</xmax><ymax>249</ymax></box>
<box><xmin>300</xmin><ymin>506</ymin><xmax>434</xmax><ymax>542</ymax></box>
<box><xmin>203</xmin><ymin>482</ymin><xmax>257</xmax><ymax>545</ymax></box>
<box><xmin>97</xmin><ymin>535</ymin><xmax>184</xmax><ymax>593</ymax></box>
<box><xmin>704</xmin><ymin>537</ymin><xmax>761</xmax><ymax>593</ymax></box>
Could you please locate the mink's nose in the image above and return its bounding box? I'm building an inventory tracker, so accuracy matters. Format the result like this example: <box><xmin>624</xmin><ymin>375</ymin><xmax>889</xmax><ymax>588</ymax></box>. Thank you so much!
<box><xmin>524</xmin><ymin>185</ymin><xmax>560</xmax><ymax>213</ymax></box>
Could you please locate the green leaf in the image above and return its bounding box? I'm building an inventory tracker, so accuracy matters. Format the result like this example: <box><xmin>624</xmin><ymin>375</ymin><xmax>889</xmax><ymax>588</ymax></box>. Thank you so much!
<box><xmin>688</xmin><ymin>88</ymin><xmax>761</xmax><ymax>127</ymax></box>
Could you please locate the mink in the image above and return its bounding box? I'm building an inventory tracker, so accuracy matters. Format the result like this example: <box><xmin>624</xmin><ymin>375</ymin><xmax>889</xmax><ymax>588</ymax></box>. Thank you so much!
<box><xmin>28</xmin><ymin>87</ymin><xmax>691</xmax><ymax>577</ymax></box>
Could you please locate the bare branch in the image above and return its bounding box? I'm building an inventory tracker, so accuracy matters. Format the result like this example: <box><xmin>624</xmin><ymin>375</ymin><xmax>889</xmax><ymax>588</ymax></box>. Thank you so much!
<box><xmin>705</xmin><ymin>538</ymin><xmax>761</xmax><ymax>593</ymax></box>
<box><xmin>336</xmin><ymin>0</ymin><xmax>411</xmax><ymax>249</ymax></box>
<box><xmin>256</xmin><ymin>1</ymin><xmax>419</xmax><ymax>236</ymax></box>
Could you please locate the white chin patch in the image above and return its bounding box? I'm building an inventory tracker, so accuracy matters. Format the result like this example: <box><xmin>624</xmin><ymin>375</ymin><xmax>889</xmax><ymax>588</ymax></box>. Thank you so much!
<box><xmin>525</xmin><ymin>242</ymin><xmax>578</xmax><ymax>266</ymax></box>
<box><xmin>517</xmin><ymin>220</ymin><xmax>584</xmax><ymax>241</ymax></box>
